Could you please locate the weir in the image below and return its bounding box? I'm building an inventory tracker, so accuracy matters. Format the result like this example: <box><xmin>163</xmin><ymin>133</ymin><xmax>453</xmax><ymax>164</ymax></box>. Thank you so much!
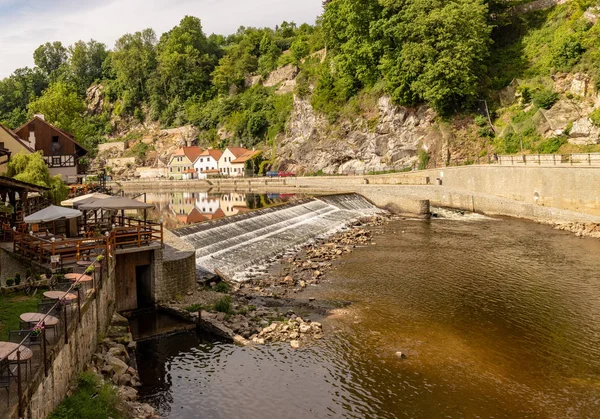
<box><xmin>173</xmin><ymin>194</ymin><xmax>383</xmax><ymax>280</ymax></box>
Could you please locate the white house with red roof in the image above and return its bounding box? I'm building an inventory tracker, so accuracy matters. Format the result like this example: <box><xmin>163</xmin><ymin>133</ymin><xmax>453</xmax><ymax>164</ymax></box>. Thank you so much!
<box><xmin>193</xmin><ymin>149</ymin><xmax>223</xmax><ymax>179</ymax></box>
<box><xmin>218</xmin><ymin>146</ymin><xmax>260</xmax><ymax>177</ymax></box>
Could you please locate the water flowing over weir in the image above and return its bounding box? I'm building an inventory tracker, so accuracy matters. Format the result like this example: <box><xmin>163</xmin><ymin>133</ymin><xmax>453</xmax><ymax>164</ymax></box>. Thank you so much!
<box><xmin>173</xmin><ymin>194</ymin><xmax>383</xmax><ymax>281</ymax></box>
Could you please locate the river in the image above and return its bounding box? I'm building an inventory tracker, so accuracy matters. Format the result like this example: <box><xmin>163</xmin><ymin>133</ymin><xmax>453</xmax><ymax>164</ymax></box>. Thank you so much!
<box><xmin>135</xmin><ymin>215</ymin><xmax>600</xmax><ymax>418</ymax></box>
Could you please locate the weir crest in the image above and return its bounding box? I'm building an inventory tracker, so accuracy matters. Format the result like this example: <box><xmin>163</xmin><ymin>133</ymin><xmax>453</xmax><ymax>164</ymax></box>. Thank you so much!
<box><xmin>173</xmin><ymin>194</ymin><xmax>383</xmax><ymax>281</ymax></box>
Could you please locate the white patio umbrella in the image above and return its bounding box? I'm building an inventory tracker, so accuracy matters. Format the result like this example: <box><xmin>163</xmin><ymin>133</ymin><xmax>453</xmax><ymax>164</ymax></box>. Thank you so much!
<box><xmin>24</xmin><ymin>205</ymin><xmax>82</xmax><ymax>224</ymax></box>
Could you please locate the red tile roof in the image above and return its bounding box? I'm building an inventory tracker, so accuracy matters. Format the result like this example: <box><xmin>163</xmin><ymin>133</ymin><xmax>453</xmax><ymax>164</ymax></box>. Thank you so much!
<box><xmin>232</xmin><ymin>150</ymin><xmax>261</xmax><ymax>164</ymax></box>
<box><xmin>226</xmin><ymin>147</ymin><xmax>250</xmax><ymax>159</ymax></box>
<box><xmin>199</xmin><ymin>149</ymin><xmax>223</xmax><ymax>160</ymax></box>
<box><xmin>172</xmin><ymin>147</ymin><xmax>204</xmax><ymax>163</ymax></box>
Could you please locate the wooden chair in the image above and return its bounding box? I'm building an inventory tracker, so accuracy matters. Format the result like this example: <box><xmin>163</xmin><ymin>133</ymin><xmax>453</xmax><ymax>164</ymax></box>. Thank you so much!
<box><xmin>1</xmin><ymin>223</ymin><xmax>12</xmax><ymax>241</ymax></box>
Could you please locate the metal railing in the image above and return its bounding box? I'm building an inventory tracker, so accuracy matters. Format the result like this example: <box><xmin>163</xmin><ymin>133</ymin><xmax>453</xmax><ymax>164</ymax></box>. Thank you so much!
<box><xmin>0</xmin><ymin>248</ymin><xmax>110</xmax><ymax>417</ymax></box>
<box><xmin>497</xmin><ymin>153</ymin><xmax>600</xmax><ymax>166</ymax></box>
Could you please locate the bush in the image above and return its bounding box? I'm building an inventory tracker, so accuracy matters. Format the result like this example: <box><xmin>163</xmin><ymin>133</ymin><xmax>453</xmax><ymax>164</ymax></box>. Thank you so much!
<box><xmin>473</xmin><ymin>115</ymin><xmax>487</xmax><ymax>127</ymax></box>
<box><xmin>417</xmin><ymin>149</ymin><xmax>430</xmax><ymax>170</ymax></box>
<box><xmin>535</xmin><ymin>136</ymin><xmax>567</xmax><ymax>154</ymax></box>
<box><xmin>214</xmin><ymin>296</ymin><xmax>232</xmax><ymax>314</ymax></box>
<box><xmin>14</xmin><ymin>273</ymin><xmax>21</xmax><ymax>286</ymax></box>
<box><xmin>589</xmin><ymin>108</ymin><xmax>600</xmax><ymax>126</ymax></box>
<box><xmin>5</xmin><ymin>279</ymin><xmax>14</xmax><ymax>287</ymax></box>
<box><xmin>532</xmin><ymin>90</ymin><xmax>559</xmax><ymax>109</ymax></box>
<box><xmin>49</xmin><ymin>372</ymin><xmax>123</xmax><ymax>419</ymax></box>
<box><xmin>214</xmin><ymin>282</ymin><xmax>230</xmax><ymax>293</ymax></box>
<box><xmin>185</xmin><ymin>303</ymin><xmax>203</xmax><ymax>312</ymax></box>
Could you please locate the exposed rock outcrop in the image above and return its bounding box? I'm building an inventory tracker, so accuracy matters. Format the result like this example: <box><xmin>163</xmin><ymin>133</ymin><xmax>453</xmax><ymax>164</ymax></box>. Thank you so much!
<box><xmin>276</xmin><ymin>96</ymin><xmax>437</xmax><ymax>174</ymax></box>
<box><xmin>86</xmin><ymin>84</ymin><xmax>104</xmax><ymax>115</ymax></box>
<box><xmin>264</xmin><ymin>64</ymin><xmax>298</xmax><ymax>87</ymax></box>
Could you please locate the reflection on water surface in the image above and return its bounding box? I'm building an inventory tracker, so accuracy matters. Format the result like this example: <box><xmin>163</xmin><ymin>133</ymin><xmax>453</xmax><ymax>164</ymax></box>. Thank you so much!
<box><xmin>137</xmin><ymin>217</ymin><xmax>600</xmax><ymax>418</ymax></box>
<box><xmin>130</xmin><ymin>192</ymin><xmax>302</xmax><ymax>229</ymax></box>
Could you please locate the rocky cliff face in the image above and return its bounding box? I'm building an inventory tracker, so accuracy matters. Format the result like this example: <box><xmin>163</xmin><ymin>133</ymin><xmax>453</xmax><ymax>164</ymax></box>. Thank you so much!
<box><xmin>276</xmin><ymin>96</ymin><xmax>439</xmax><ymax>174</ymax></box>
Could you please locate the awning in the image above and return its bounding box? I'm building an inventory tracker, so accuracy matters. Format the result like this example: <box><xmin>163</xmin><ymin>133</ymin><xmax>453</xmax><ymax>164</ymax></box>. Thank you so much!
<box><xmin>61</xmin><ymin>192</ymin><xmax>112</xmax><ymax>207</ymax></box>
<box><xmin>24</xmin><ymin>205</ymin><xmax>82</xmax><ymax>223</ymax></box>
<box><xmin>78</xmin><ymin>196</ymin><xmax>154</xmax><ymax>211</ymax></box>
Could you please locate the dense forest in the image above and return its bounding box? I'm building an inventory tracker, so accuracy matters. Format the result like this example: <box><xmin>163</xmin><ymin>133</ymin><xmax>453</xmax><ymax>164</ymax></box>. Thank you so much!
<box><xmin>1</xmin><ymin>0</ymin><xmax>599</xmax><ymax>157</ymax></box>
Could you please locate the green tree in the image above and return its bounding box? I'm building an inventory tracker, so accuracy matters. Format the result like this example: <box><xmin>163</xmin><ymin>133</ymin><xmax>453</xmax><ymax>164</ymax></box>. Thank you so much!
<box><xmin>28</xmin><ymin>82</ymin><xmax>86</xmax><ymax>134</ymax></box>
<box><xmin>111</xmin><ymin>29</ymin><xmax>157</xmax><ymax>109</ymax></box>
<box><xmin>0</xmin><ymin>67</ymin><xmax>48</xmax><ymax>128</ymax></box>
<box><xmin>378</xmin><ymin>0</ymin><xmax>491</xmax><ymax>113</ymax></box>
<box><xmin>33</xmin><ymin>41</ymin><xmax>68</xmax><ymax>76</ymax></box>
<box><xmin>154</xmin><ymin>16</ymin><xmax>218</xmax><ymax>104</ymax></box>
<box><xmin>6</xmin><ymin>152</ymin><xmax>68</xmax><ymax>204</ymax></box>
<box><xmin>68</xmin><ymin>40</ymin><xmax>109</xmax><ymax>94</ymax></box>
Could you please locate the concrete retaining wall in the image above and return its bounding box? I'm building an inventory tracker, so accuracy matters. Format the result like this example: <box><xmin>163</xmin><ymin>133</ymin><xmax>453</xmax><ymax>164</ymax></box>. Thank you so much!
<box><xmin>358</xmin><ymin>166</ymin><xmax>600</xmax><ymax>217</ymax></box>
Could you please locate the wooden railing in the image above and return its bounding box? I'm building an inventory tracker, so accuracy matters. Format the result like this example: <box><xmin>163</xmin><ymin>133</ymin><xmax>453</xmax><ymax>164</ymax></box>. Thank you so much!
<box><xmin>13</xmin><ymin>217</ymin><xmax>163</xmax><ymax>266</ymax></box>
<box><xmin>13</xmin><ymin>232</ymin><xmax>112</xmax><ymax>266</ymax></box>
<box><xmin>112</xmin><ymin>216</ymin><xmax>163</xmax><ymax>248</ymax></box>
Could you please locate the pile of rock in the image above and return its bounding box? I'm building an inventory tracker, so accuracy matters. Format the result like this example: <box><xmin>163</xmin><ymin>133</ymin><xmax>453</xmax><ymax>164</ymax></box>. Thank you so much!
<box><xmin>249</xmin><ymin>314</ymin><xmax>323</xmax><ymax>348</ymax></box>
<box><xmin>89</xmin><ymin>338</ymin><xmax>160</xmax><ymax>419</ymax></box>
<box><xmin>552</xmin><ymin>222</ymin><xmax>600</xmax><ymax>238</ymax></box>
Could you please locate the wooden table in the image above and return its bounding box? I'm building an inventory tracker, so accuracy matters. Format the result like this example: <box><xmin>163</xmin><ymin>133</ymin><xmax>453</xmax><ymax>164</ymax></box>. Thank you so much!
<box><xmin>0</xmin><ymin>342</ymin><xmax>33</xmax><ymax>361</ymax></box>
<box><xmin>43</xmin><ymin>291</ymin><xmax>78</xmax><ymax>301</ymax></box>
<box><xmin>64</xmin><ymin>274</ymin><xmax>93</xmax><ymax>282</ymax></box>
<box><xmin>19</xmin><ymin>313</ymin><xmax>59</xmax><ymax>326</ymax></box>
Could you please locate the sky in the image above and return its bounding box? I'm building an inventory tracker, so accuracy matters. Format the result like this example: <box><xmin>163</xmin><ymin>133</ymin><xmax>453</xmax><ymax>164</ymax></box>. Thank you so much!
<box><xmin>0</xmin><ymin>0</ymin><xmax>324</xmax><ymax>78</ymax></box>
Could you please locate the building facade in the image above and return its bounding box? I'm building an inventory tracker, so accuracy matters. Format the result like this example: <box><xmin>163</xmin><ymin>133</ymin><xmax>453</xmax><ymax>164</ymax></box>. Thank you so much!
<box><xmin>193</xmin><ymin>149</ymin><xmax>222</xmax><ymax>179</ymax></box>
<box><xmin>167</xmin><ymin>147</ymin><xmax>203</xmax><ymax>179</ymax></box>
<box><xmin>13</xmin><ymin>115</ymin><xmax>88</xmax><ymax>182</ymax></box>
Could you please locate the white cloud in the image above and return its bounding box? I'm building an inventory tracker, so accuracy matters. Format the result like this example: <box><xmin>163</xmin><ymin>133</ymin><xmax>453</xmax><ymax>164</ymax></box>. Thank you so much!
<box><xmin>0</xmin><ymin>0</ymin><xmax>323</xmax><ymax>77</ymax></box>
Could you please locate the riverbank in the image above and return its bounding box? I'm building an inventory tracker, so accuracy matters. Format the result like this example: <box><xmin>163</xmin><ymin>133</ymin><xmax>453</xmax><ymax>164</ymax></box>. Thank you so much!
<box><xmin>162</xmin><ymin>213</ymin><xmax>392</xmax><ymax>348</ymax></box>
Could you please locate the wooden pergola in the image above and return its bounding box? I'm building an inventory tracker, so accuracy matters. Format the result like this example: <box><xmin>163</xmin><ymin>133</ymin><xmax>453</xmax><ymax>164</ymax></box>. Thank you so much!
<box><xmin>0</xmin><ymin>176</ymin><xmax>49</xmax><ymax>225</ymax></box>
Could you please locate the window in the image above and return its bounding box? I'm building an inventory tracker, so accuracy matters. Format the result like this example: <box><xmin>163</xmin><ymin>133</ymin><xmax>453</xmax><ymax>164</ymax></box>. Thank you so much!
<box><xmin>52</xmin><ymin>136</ymin><xmax>59</xmax><ymax>143</ymax></box>
<box><xmin>0</xmin><ymin>142</ymin><xmax>4</xmax><ymax>149</ymax></box>
<box><xmin>178</xmin><ymin>167</ymin><xmax>181</xmax><ymax>172</ymax></box>
<box><xmin>200</xmin><ymin>158</ymin><xmax>203</xmax><ymax>163</ymax></box>
<box><xmin>52</xmin><ymin>157</ymin><xmax>61</xmax><ymax>166</ymax></box>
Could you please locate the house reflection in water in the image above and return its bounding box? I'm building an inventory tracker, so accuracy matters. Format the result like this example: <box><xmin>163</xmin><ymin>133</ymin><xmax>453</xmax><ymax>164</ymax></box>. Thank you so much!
<box><xmin>139</xmin><ymin>192</ymin><xmax>300</xmax><ymax>228</ymax></box>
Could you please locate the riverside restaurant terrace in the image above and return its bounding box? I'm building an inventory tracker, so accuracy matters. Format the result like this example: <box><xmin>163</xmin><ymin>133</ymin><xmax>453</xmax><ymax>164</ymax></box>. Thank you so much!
<box><xmin>5</xmin><ymin>194</ymin><xmax>163</xmax><ymax>270</ymax></box>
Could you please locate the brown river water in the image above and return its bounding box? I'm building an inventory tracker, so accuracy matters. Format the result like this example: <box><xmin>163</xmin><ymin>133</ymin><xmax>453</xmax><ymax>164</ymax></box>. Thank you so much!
<box><xmin>136</xmin><ymin>216</ymin><xmax>600</xmax><ymax>418</ymax></box>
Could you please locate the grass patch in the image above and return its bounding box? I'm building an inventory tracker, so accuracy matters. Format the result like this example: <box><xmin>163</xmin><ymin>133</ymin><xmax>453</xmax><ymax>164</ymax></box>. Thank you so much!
<box><xmin>49</xmin><ymin>372</ymin><xmax>125</xmax><ymax>419</ymax></box>
<box><xmin>213</xmin><ymin>296</ymin><xmax>232</xmax><ymax>314</ymax></box>
<box><xmin>214</xmin><ymin>282</ymin><xmax>230</xmax><ymax>293</ymax></box>
<box><xmin>0</xmin><ymin>292</ymin><xmax>44</xmax><ymax>340</ymax></box>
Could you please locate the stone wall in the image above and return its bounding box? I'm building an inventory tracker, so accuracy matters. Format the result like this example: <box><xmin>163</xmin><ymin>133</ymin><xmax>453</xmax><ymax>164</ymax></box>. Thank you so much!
<box><xmin>155</xmin><ymin>231</ymin><xmax>196</xmax><ymax>302</ymax></box>
<box><xmin>11</xmin><ymin>256</ymin><xmax>116</xmax><ymax>419</ymax></box>
<box><xmin>98</xmin><ymin>141</ymin><xmax>128</xmax><ymax>153</ymax></box>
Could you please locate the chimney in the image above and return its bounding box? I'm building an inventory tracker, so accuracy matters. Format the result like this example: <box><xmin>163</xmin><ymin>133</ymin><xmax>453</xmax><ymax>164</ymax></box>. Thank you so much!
<box><xmin>34</xmin><ymin>114</ymin><xmax>45</xmax><ymax>121</ymax></box>
<box><xmin>28</xmin><ymin>132</ymin><xmax>36</xmax><ymax>150</ymax></box>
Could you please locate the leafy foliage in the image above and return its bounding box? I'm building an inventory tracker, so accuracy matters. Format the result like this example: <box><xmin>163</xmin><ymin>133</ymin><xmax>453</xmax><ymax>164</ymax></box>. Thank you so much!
<box><xmin>7</xmin><ymin>152</ymin><xmax>68</xmax><ymax>204</ymax></box>
<box><xmin>49</xmin><ymin>372</ymin><xmax>124</xmax><ymax>419</ymax></box>
<box><xmin>532</xmin><ymin>89</ymin><xmax>559</xmax><ymax>109</ymax></box>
